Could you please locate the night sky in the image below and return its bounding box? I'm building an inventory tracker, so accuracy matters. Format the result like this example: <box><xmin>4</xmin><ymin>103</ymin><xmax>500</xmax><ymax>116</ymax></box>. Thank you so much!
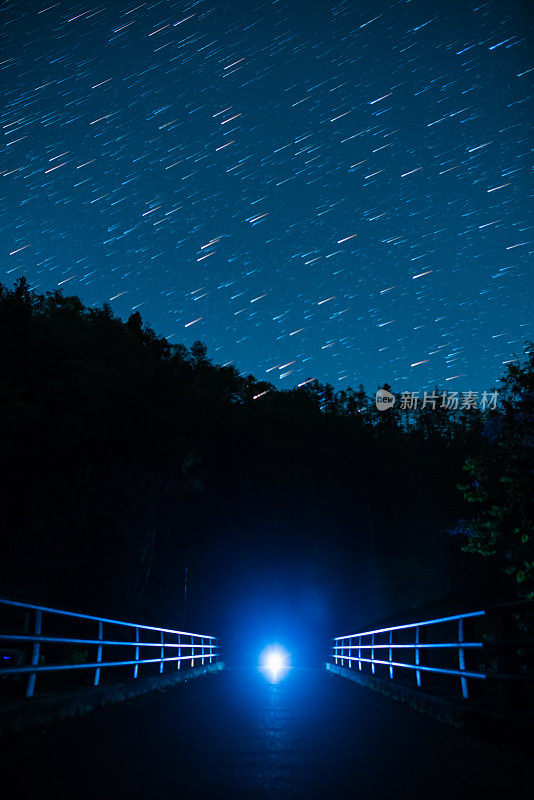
<box><xmin>2</xmin><ymin>0</ymin><xmax>532</xmax><ymax>393</ymax></box>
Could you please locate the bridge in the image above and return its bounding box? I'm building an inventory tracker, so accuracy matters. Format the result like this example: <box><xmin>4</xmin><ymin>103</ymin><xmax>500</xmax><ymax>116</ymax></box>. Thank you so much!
<box><xmin>1</xmin><ymin>596</ymin><xmax>532</xmax><ymax>799</ymax></box>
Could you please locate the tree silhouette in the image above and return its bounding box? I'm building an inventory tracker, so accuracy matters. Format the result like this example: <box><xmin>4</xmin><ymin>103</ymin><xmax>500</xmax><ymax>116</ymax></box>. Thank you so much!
<box><xmin>0</xmin><ymin>276</ymin><xmax>522</xmax><ymax>625</ymax></box>
<box><xmin>451</xmin><ymin>343</ymin><xmax>534</xmax><ymax>597</ymax></box>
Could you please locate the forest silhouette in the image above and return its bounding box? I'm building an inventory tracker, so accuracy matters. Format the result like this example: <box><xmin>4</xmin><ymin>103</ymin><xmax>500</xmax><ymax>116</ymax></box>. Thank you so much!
<box><xmin>1</xmin><ymin>277</ymin><xmax>532</xmax><ymax>642</ymax></box>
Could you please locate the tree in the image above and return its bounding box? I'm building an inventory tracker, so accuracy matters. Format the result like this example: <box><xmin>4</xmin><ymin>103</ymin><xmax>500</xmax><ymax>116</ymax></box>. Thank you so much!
<box><xmin>324</xmin><ymin>382</ymin><xmax>335</xmax><ymax>415</ymax></box>
<box><xmin>127</xmin><ymin>310</ymin><xmax>143</xmax><ymax>338</ymax></box>
<box><xmin>190</xmin><ymin>340</ymin><xmax>210</xmax><ymax>368</ymax></box>
<box><xmin>451</xmin><ymin>343</ymin><xmax>534</xmax><ymax>598</ymax></box>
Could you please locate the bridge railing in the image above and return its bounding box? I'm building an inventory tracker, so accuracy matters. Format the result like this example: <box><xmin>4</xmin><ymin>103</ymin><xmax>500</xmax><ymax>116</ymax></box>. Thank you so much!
<box><xmin>0</xmin><ymin>597</ymin><xmax>220</xmax><ymax>699</ymax></box>
<box><xmin>330</xmin><ymin>602</ymin><xmax>534</xmax><ymax>704</ymax></box>
<box><xmin>331</xmin><ymin>610</ymin><xmax>488</xmax><ymax>701</ymax></box>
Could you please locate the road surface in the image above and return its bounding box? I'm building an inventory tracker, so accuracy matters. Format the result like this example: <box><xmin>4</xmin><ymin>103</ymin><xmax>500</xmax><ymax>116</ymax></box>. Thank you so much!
<box><xmin>2</xmin><ymin>667</ymin><xmax>531</xmax><ymax>799</ymax></box>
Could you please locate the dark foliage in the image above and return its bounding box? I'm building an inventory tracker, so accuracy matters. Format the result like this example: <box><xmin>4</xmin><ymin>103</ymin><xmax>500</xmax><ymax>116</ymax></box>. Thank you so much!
<box><xmin>0</xmin><ymin>279</ymin><xmax>524</xmax><ymax>638</ymax></box>
<box><xmin>451</xmin><ymin>343</ymin><xmax>534</xmax><ymax>598</ymax></box>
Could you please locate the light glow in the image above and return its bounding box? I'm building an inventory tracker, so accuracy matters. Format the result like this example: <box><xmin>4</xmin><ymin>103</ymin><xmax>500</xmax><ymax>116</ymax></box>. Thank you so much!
<box><xmin>259</xmin><ymin>645</ymin><xmax>290</xmax><ymax>684</ymax></box>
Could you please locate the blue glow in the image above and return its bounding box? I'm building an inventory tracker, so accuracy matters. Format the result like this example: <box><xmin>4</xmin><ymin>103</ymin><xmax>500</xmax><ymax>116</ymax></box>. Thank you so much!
<box><xmin>259</xmin><ymin>645</ymin><xmax>291</xmax><ymax>684</ymax></box>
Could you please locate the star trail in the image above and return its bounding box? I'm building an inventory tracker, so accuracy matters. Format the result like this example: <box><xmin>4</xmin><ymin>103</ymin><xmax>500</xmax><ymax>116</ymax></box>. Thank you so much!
<box><xmin>1</xmin><ymin>0</ymin><xmax>532</xmax><ymax>392</ymax></box>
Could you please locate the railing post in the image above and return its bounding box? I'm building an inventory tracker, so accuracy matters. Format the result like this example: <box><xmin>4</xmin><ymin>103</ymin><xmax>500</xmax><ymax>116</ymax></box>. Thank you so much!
<box><xmin>134</xmin><ymin>626</ymin><xmax>139</xmax><ymax>679</ymax></box>
<box><xmin>201</xmin><ymin>637</ymin><xmax>205</xmax><ymax>667</ymax></box>
<box><xmin>388</xmin><ymin>630</ymin><xmax>394</xmax><ymax>679</ymax></box>
<box><xmin>458</xmin><ymin>618</ymin><xmax>468</xmax><ymax>699</ymax></box>
<box><xmin>371</xmin><ymin>633</ymin><xmax>375</xmax><ymax>675</ymax></box>
<box><xmin>209</xmin><ymin>639</ymin><xmax>213</xmax><ymax>664</ymax></box>
<box><xmin>191</xmin><ymin>634</ymin><xmax>194</xmax><ymax>668</ymax></box>
<box><xmin>160</xmin><ymin>631</ymin><xmax>164</xmax><ymax>674</ymax></box>
<box><xmin>177</xmin><ymin>633</ymin><xmax>181</xmax><ymax>669</ymax></box>
<box><xmin>415</xmin><ymin>626</ymin><xmax>421</xmax><ymax>687</ymax></box>
<box><xmin>358</xmin><ymin>636</ymin><xmax>362</xmax><ymax>671</ymax></box>
<box><xmin>94</xmin><ymin>620</ymin><xmax>103</xmax><ymax>686</ymax></box>
<box><xmin>26</xmin><ymin>609</ymin><xmax>42</xmax><ymax>698</ymax></box>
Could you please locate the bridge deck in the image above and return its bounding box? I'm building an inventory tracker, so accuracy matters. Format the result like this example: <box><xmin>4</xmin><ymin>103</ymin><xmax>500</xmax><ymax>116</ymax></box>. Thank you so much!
<box><xmin>2</xmin><ymin>668</ymin><xmax>531</xmax><ymax>799</ymax></box>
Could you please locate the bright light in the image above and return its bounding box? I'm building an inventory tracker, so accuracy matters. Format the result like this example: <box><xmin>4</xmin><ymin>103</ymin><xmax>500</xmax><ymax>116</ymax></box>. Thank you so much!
<box><xmin>259</xmin><ymin>645</ymin><xmax>290</xmax><ymax>684</ymax></box>
<box><xmin>266</xmin><ymin>651</ymin><xmax>284</xmax><ymax>676</ymax></box>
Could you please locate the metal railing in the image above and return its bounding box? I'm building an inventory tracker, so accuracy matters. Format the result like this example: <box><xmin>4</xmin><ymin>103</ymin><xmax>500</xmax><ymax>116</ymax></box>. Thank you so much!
<box><xmin>0</xmin><ymin>597</ymin><xmax>220</xmax><ymax>698</ymax></box>
<box><xmin>331</xmin><ymin>610</ymin><xmax>486</xmax><ymax>700</ymax></box>
<box><xmin>330</xmin><ymin>602</ymin><xmax>534</xmax><ymax>705</ymax></box>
